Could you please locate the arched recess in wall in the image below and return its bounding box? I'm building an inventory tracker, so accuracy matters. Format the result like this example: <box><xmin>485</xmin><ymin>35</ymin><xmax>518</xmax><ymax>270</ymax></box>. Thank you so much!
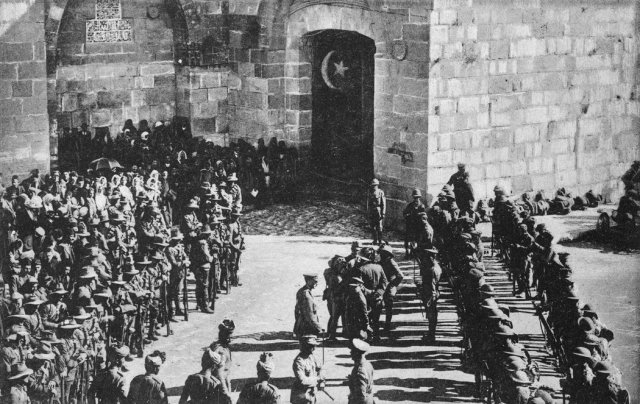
<box><xmin>44</xmin><ymin>0</ymin><xmax>189</xmax><ymax>168</ymax></box>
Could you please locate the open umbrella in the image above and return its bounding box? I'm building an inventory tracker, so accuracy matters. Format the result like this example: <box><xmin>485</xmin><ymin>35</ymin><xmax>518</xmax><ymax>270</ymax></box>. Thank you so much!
<box><xmin>90</xmin><ymin>157</ymin><xmax>123</xmax><ymax>171</ymax></box>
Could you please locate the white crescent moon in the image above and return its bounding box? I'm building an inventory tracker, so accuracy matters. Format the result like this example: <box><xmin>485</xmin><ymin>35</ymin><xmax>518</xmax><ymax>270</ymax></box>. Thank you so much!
<box><xmin>321</xmin><ymin>51</ymin><xmax>338</xmax><ymax>90</ymax></box>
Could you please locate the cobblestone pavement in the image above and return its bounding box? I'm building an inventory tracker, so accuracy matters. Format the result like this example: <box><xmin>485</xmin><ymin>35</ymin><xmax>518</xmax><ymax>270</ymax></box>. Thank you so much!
<box><xmin>120</xmin><ymin>203</ymin><xmax>562</xmax><ymax>403</ymax></box>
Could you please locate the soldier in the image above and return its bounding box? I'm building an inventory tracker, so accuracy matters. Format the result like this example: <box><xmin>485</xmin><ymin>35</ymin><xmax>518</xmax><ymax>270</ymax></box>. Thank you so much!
<box><xmin>448</xmin><ymin>163</ymin><xmax>475</xmax><ymax>217</ymax></box>
<box><xmin>167</xmin><ymin>229</ymin><xmax>189</xmax><ymax>318</ymax></box>
<box><xmin>1</xmin><ymin>326</ymin><xmax>28</xmax><ymax>393</ymax></box>
<box><xmin>226</xmin><ymin>208</ymin><xmax>244</xmax><ymax>287</ymax></box>
<box><xmin>27</xmin><ymin>343</ymin><xmax>59</xmax><ymax>403</ymax></box>
<box><xmin>209</xmin><ymin>319</ymin><xmax>235</xmax><ymax>395</ymax></box>
<box><xmin>128</xmin><ymin>352</ymin><xmax>169</xmax><ymax>404</ymax></box>
<box><xmin>4</xmin><ymin>362</ymin><xmax>33</xmax><ymax>404</ymax></box>
<box><xmin>417</xmin><ymin>248</ymin><xmax>441</xmax><ymax>343</ymax></box>
<box><xmin>343</xmin><ymin>277</ymin><xmax>369</xmax><ymax>340</ymax></box>
<box><xmin>192</xmin><ymin>226</ymin><xmax>214</xmax><ymax>313</ymax></box>
<box><xmin>227</xmin><ymin>173</ymin><xmax>243</xmax><ymax>210</ymax></box>
<box><xmin>366</xmin><ymin>179</ymin><xmax>386</xmax><ymax>245</ymax></box>
<box><xmin>179</xmin><ymin>348</ymin><xmax>231</xmax><ymax>404</ymax></box>
<box><xmin>293</xmin><ymin>274</ymin><xmax>323</xmax><ymax>339</ymax></box>
<box><xmin>181</xmin><ymin>199</ymin><xmax>202</xmax><ymax>252</ymax></box>
<box><xmin>347</xmin><ymin>339</ymin><xmax>375</xmax><ymax>404</ymax></box>
<box><xmin>354</xmin><ymin>248</ymin><xmax>387</xmax><ymax>343</ymax></box>
<box><xmin>237</xmin><ymin>352</ymin><xmax>282</xmax><ymax>404</ymax></box>
<box><xmin>58</xmin><ymin>318</ymin><xmax>87</xmax><ymax>404</ymax></box>
<box><xmin>378</xmin><ymin>245</ymin><xmax>404</xmax><ymax>334</ymax></box>
<box><xmin>40</xmin><ymin>284</ymin><xmax>68</xmax><ymax>330</ymax></box>
<box><xmin>323</xmin><ymin>256</ymin><xmax>346</xmax><ymax>342</ymax></box>
<box><xmin>403</xmin><ymin>189</ymin><xmax>426</xmax><ymax>257</ymax></box>
<box><xmin>88</xmin><ymin>344</ymin><xmax>129</xmax><ymax>404</ymax></box>
<box><xmin>290</xmin><ymin>335</ymin><xmax>324</xmax><ymax>404</ymax></box>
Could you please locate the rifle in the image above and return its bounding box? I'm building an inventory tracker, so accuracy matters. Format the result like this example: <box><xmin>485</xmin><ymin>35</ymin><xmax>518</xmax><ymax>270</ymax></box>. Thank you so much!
<box><xmin>319</xmin><ymin>388</ymin><xmax>335</xmax><ymax>401</ymax></box>
<box><xmin>163</xmin><ymin>280</ymin><xmax>171</xmax><ymax>337</ymax></box>
<box><xmin>183</xmin><ymin>265</ymin><xmax>189</xmax><ymax>321</ymax></box>
<box><xmin>136</xmin><ymin>301</ymin><xmax>144</xmax><ymax>358</ymax></box>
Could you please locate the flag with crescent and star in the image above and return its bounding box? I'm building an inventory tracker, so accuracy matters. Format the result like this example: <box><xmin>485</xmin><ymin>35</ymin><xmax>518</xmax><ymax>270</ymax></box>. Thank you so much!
<box><xmin>321</xmin><ymin>50</ymin><xmax>354</xmax><ymax>92</ymax></box>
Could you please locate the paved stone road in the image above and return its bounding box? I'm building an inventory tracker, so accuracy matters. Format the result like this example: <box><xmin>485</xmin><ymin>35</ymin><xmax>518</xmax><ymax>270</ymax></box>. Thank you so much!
<box><xmin>120</xmin><ymin>201</ymin><xmax>562</xmax><ymax>403</ymax></box>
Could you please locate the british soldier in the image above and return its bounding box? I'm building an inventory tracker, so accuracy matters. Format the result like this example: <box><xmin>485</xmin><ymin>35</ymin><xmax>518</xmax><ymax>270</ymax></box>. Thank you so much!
<box><xmin>366</xmin><ymin>179</ymin><xmax>385</xmax><ymax>245</ymax></box>
<box><xmin>293</xmin><ymin>274</ymin><xmax>323</xmax><ymax>340</ymax></box>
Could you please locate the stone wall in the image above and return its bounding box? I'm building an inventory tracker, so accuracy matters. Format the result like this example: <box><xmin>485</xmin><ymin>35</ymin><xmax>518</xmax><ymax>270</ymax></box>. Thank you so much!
<box><xmin>0</xmin><ymin>0</ymin><xmax>50</xmax><ymax>178</ymax></box>
<box><xmin>51</xmin><ymin>0</ymin><xmax>179</xmax><ymax>137</ymax></box>
<box><xmin>425</xmin><ymin>0</ymin><xmax>640</xmax><ymax>207</ymax></box>
<box><xmin>175</xmin><ymin>66</ymin><xmax>229</xmax><ymax>141</ymax></box>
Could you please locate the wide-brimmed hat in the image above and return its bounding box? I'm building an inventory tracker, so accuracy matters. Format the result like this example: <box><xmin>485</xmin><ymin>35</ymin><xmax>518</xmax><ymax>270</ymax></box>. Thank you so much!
<box><xmin>370</xmin><ymin>178</ymin><xmax>379</xmax><ymax>186</ymax></box>
<box><xmin>34</xmin><ymin>343</ymin><xmax>56</xmax><ymax>360</ymax></box>
<box><xmin>78</xmin><ymin>266</ymin><xmax>98</xmax><ymax>279</ymax></box>
<box><xmin>111</xmin><ymin>273</ymin><xmax>128</xmax><ymax>285</ymax></box>
<box><xmin>84</xmin><ymin>298</ymin><xmax>101</xmax><ymax>310</ymax></box>
<box><xmin>593</xmin><ymin>361</ymin><xmax>615</xmax><ymax>375</ymax></box>
<box><xmin>571</xmin><ymin>347</ymin><xmax>593</xmax><ymax>360</ymax></box>
<box><xmin>199</xmin><ymin>225</ymin><xmax>213</xmax><ymax>236</ymax></box>
<box><xmin>150</xmin><ymin>250</ymin><xmax>164</xmax><ymax>261</ymax></box>
<box><xmin>509</xmin><ymin>370</ymin><xmax>532</xmax><ymax>385</ymax></box>
<box><xmin>24</xmin><ymin>296</ymin><xmax>44</xmax><ymax>306</ymax></box>
<box><xmin>135</xmin><ymin>257</ymin><xmax>152</xmax><ymax>266</ymax></box>
<box><xmin>227</xmin><ymin>173</ymin><xmax>238</xmax><ymax>182</ymax></box>
<box><xmin>494</xmin><ymin>323</ymin><xmax>516</xmax><ymax>337</ymax></box>
<box><xmin>7</xmin><ymin>363</ymin><xmax>33</xmax><ymax>380</ymax></box>
<box><xmin>40</xmin><ymin>330</ymin><xmax>62</xmax><ymax>345</ymax></box>
<box><xmin>411</xmin><ymin>189</ymin><xmax>422</xmax><ymax>198</ymax></box>
<box><xmin>72</xmin><ymin>306</ymin><xmax>91</xmax><ymax>321</ymax></box>
<box><xmin>186</xmin><ymin>200</ymin><xmax>200</xmax><ymax>209</ymax></box>
<box><xmin>230</xmin><ymin>208</ymin><xmax>243</xmax><ymax>216</ymax></box>
<box><xmin>152</xmin><ymin>236</ymin><xmax>169</xmax><ymax>247</ymax></box>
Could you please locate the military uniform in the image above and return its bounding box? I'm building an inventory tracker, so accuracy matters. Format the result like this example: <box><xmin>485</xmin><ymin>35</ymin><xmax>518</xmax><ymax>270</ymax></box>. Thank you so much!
<box><xmin>355</xmin><ymin>262</ymin><xmax>387</xmax><ymax>341</ymax></box>
<box><xmin>419</xmin><ymin>253</ymin><xmax>441</xmax><ymax>341</ymax></box>
<box><xmin>179</xmin><ymin>372</ymin><xmax>229</xmax><ymax>404</ymax></box>
<box><xmin>403</xmin><ymin>193</ymin><xmax>426</xmax><ymax>254</ymax></box>
<box><xmin>290</xmin><ymin>353</ymin><xmax>322</xmax><ymax>404</ymax></box>
<box><xmin>167</xmin><ymin>242</ymin><xmax>188</xmax><ymax>316</ymax></box>
<box><xmin>366</xmin><ymin>182</ymin><xmax>386</xmax><ymax>244</ymax></box>
<box><xmin>5</xmin><ymin>383</ymin><xmax>30</xmax><ymax>404</ymax></box>
<box><xmin>379</xmin><ymin>249</ymin><xmax>404</xmax><ymax>332</ymax></box>
<box><xmin>293</xmin><ymin>284</ymin><xmax>323</xmax><ymax>338</ymax></box>
<box><xmin>88</xmin><ymin>367</ymin><xmax>127</xmax><ymax>404</ymax></box>
<box><xmin>128</xmin><ymin>373</ymin><xmax>168</xmax><ymax>404</ymax></box>
<box><xmin>348</xmin><ymin>357</ymin><xmax>375</xmax><ymax>404</ymax></box>
<box><xmin>448</xmin><ymin>168</ymin><xmax>475</xmax><ymax>215</ymax></box>
<box><xmin>237</xmin><ymin>380</ymin><xmax>282</xmax><ymax>404</ymax></box>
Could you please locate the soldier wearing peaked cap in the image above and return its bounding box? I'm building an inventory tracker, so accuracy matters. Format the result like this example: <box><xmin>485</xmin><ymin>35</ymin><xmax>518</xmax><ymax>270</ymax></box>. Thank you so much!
<box><xmin>403</xmin><ymin>188</ymin><xmax>427</xmax><ymax>257</ymax></box>
<box><xmin>237</xmin><ymin>352</ymin><xmax>282</xmax><ymax>404</ymax></box>
<box><xmin>128</xmin><ymin>353</ymin><xmax>169</xmax><ymax>404</ymax></box>
<box><xmin>294</xmin><ymin>274</ymin><xmax>323</xmax><ymax>339</ymax></box>
<box><xmin>290</xmin><ymin>336</ymin><xmax>324</xmax><ymax>404</ymax></box>
<box><xmin>366</xmin><ymin>179</ymin><xmax>386</xmax><ymax>245</ymax></box>
<box><xmin>378</xmin><ymin>244</ymin><xmax>404</xmax><ymax>334</ymax></box>
<box><xmin>348</xmin><ymin>339</ymin><xmax>375</xmax><ymax>404</ymax></box>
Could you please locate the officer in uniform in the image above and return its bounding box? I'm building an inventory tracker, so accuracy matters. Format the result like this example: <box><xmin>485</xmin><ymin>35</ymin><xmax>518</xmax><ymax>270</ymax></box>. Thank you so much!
<box><xmin>192</xmin><ymin>226</ymin><xmax>214</xmax><ymax>313</ymax></box>
<box><xmin>237</xmin><ymin>352</ymin><xmax>282</xmax><ymax>404</ymax></box>
<box><xmin>88</xmin><ymin>344</ymin><xmax>129</xmax><ymax>404</ymax></box>
<box><xmin>366</xmin><ymin>179</ymin><xmax>386</xmax><ymax>245</ymax></box>
<box><xmin>403</xmin><ymin>189</ymin><xmax>426</xmax><ymax>257</ymax></box>
<box><xmin>354</xmin><ymin>248</ymin><xmax>388</xmax><ymax>343</ymax></box>
<box><xmin>128</xmin><ymin>353</ymin><xmax>168</xmax><ymax>404</ymax></box>
<box><xmin>181</xmin><ymin>199</ymin><xmax>202</xmax><ymax>253</ymax></box>
<box><xmin>226</xmin><ymin>208</ymin><xmax>244</xmax><ymax>287</ymax></box>
<box><xmin>418</xmin><ymin>248</ymin><xmax>441</xmax><ymax>343</ymax></box>
<box><xmin>290</xmin><ymin>335</ymin><xmax>324</xmax><ymax>404</ymax></box>
<box><xmin>378</xmin><ymin>245</ymin><xmax>404</xmax><ymax>334</ymax></box>
<box><xmin>348</xmin><ymin>339</ymin><xmax>375</xmax><ymax>404</ymax></box>
<box><xmin>179</xmin><ymin>348</ymin><xmax>230</xmax><ymax>404</ymax></box>
<box><xmin>293</xmin><ymin>274</ymin><xmax>323</xmax><ymax>339</ymax></box>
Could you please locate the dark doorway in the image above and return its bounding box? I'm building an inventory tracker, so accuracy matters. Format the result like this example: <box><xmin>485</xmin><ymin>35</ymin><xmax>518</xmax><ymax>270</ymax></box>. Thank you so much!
<box><xmin>305</xmin><ymin>30</ymin><xmax>375</xmax><ymax>182</ymax></box>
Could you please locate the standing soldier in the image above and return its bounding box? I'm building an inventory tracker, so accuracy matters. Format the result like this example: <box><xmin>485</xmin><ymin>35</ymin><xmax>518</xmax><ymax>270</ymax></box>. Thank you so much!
<box><xmin>167</xmin><ymin>229</ymin><xmax>189</xmax><ymax>318</ymax></box>
<box><xmin>378</xmin><ymin>245</ymin><xmax>404</xmax><ymax>334</ymax></box>
<box><xmin>226</xmin><ymin>208</ymin><xmax>244</xmax><ymax>287</ymax></box>
<box><xmin>192</xmin><ymin>226</ymin><xmax>214</xmax><ymax>313</ymax></box>
<box><xmin>323</xmin><ymin>256</ymin><xmax>346</xmax><ymax>342</ymax></box>
<box><xmin>403</xmin><ymin>189</ymin><xmax>426</xmax><ymax>258</ymax></box>
<box><xmin>290</xmin><ymin>335</ymin><xmax>324</xmax><ymax>404</ymax></box>
<box><xmin>181</xmin><ymin>199</ymin><xmax>202</xmax><ymax>253</ymax></box>
<box><xmin>128</xmin><ymin>352</ymin><xmax>169</xmax><ymax>404</ymax></box>
<box><xmin>209</xmin><ymin>319</ymin><xmax>235</xmax><ymax>396</ymax></box>
<box><xmin>4</xmin><ymin>362</ymin><xmax>33</xmax><ymax>404</ymax></box>
<box><xmin>417</xmin><ymin>248</ymin><xmax>441</xmax><ymax>343</ymax></box>
<box><xmin>343</xmin><ymin>277</ymin><xmax>370</xmax><ymax>340</ymax></box>
<box><xmin>88</xmin><ymin>344</ymin><xmax>129</xmax><ymax>404</ymax></box>
<box><xmin>366</xmin><ymin>179</ymin><xmax>386</xmax><ymax>245</ymax></box>
<box><xmin>293</xmin><ymin>274</ymin><xmax>323</xmax><ymax>340</ymax></box>
<box><xmin>347</xmin><ymin>339</ymin><xmax>375</xmax><ymax>404</ymax></box>
<box><xmin>237</xmin><ymin>352</ymin><xmax>282</xmax><ymax>404</ymax></box>
<box><xmin>354</xmin><ymin>248</ymin><xmax>387</xmax><ymax>343</ymax></box>
<box><xmin>227</xmin><ymin>173</ymin><xmax>243</xmax><ymax>210</ymax></box>
<box><xmin>448</xmin><ymin>163</ymin><xmax>475</xmax><ymax>217</ymax></box>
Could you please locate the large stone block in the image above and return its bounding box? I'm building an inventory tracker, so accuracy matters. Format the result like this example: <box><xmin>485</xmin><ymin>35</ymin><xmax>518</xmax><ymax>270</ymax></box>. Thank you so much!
<box><xmin>90</xmin><ymin>109</ymin><xmax>112</xmax><ymax>127</ymax></box>
<box><xmin>12</xmin><ymin>80</ymin><xmax>32</xmax><ymax>97</ymax></box>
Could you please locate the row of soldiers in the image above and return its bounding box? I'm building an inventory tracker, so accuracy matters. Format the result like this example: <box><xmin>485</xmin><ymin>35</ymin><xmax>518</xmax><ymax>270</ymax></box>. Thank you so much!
<box><xmin>0</xmin><ymin>158</ymin><xmax>249</xmax><ymax>402</ymax></box>
<box><xmin>490</xmin><ymin>185</ymin><xmax>629</xmax><ymax>403</ymax></box>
